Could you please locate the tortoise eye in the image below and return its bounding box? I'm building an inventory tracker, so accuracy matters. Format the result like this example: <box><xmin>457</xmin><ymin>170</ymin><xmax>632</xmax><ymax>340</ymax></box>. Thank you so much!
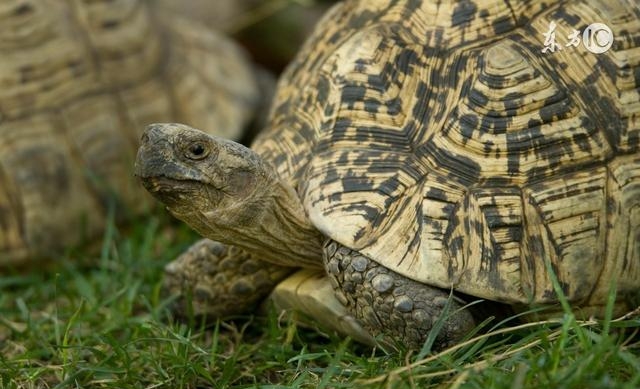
<box><xmin>185</xmin><ymin>142</ymin><xmax>209</xmax><ymax>160</ymax></box>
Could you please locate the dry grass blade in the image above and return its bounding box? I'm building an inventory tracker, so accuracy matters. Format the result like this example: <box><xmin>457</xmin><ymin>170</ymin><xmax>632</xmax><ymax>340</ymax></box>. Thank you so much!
<box><xmin>360</xmin><ymin>306</ymin><xmax>640</xmax><ymax>385</ymax></box>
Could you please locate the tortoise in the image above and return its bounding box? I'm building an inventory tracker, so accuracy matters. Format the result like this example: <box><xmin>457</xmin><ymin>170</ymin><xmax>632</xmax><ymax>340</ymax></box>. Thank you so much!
<box><xmin>0</xmin><ymin>0</ymin><xmax>263</xmax><ymax>266</ymax></box>
<box><xmin>135</xmin><ymin>0</ymin><xmax>640</xmax><ymax>348</ymax></box>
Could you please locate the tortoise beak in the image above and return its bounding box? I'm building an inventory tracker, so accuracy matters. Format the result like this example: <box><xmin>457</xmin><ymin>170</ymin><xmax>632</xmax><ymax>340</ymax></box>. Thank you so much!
<box><xmin>135</xmin><ymin>124</ymin><xmax>170</xmax><ymax>179</ymax></box>
<box><xmin>135</xmin><ymin>123</ymin><xmax>196</xmax><ymax>181</ymax></box>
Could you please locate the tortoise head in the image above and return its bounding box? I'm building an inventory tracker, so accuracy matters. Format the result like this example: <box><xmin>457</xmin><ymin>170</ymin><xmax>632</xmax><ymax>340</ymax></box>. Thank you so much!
<box><xmin>135</xmin><ymin>123</ymin><xmax>323</xmax><ymax>267</ymax></box>
<box><xmin>135</xmin><ymin>123</ymin><xmax>270</xmax><ymax>229</ymax></box>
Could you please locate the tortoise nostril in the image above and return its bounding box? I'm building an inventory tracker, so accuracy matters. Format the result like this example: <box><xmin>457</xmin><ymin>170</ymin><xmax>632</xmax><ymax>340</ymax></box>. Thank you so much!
<box><xmin>142</xmin><ymin>123</ymin><xmax>165</xmax><ymax>144</ymax></box>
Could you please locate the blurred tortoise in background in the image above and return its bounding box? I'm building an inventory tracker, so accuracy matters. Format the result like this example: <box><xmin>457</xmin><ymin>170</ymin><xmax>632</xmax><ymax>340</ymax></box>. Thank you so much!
<box><xmin>0</xmin><ymin>0</ymin><xmax>264</xmax><ymax>265</ymax></box>
<box><xmin>158</xmin><ymin>0</ymin><xmax>341</xmax><ymax>73</ymax></box>
<box><xmin>136</xmin><ymin>0</ymin><xmax>640</xmax><ymax>348</ymax></box>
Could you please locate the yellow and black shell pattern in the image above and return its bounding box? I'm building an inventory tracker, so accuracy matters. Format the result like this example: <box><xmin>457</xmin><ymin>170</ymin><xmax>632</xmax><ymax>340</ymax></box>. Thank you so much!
<box><xmin>253</xmin><ymin>0</ymin><xmax>640</xmax><ymax>306</ymax></box>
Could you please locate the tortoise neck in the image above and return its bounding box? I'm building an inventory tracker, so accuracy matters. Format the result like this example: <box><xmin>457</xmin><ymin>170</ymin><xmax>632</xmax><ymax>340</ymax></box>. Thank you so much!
<box><xmin>244</xmin><ymin>178</ymin><xmax>324</xmax><ymax>268</ymax></box>
<box><xmin>185</xmin><ymin>173</ymin><xmax>324</xmax><ymax>269</ymax></box>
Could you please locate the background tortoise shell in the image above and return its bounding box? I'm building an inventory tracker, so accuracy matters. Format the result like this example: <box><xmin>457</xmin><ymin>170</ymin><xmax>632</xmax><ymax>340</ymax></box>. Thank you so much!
<box><xmin>252</xmin><ymin>0</ymin><xmax>640</xmax><ymax>306</ymax></box>
<box><xmin>0</xmin><ymin>0</ymin><xmax>261</xmax><ymax>265</ymax></box>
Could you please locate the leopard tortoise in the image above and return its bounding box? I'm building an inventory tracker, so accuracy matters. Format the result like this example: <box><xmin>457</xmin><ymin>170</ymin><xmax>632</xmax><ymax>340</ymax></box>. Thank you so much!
<box><xmin>135</xmin><ymin>0</ymin><xmax>640</xmax><ymax>348</ymax></box>
<box><xmin>0</xmin><ymin>0</ymin><xmax>263</xmax><ymax>266</ymax></box>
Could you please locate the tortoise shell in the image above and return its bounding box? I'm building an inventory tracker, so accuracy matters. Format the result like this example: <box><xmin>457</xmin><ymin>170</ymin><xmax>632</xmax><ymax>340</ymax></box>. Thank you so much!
<box><xmin>0</xmin><ymin>0</ymin><xmax>260</xmax><ymax>264</ymax></box>
<box><xmin>253</xmin><ymin>0</ymin><xmax>640</xmax><ymax>305</ymax></box>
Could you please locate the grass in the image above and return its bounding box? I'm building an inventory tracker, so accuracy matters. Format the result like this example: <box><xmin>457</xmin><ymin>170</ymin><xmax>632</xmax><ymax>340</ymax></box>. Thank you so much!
<box><xmin>1</xmin><ymin>213</ymin><xmax>640</xmax><ymax>388</ymax></box>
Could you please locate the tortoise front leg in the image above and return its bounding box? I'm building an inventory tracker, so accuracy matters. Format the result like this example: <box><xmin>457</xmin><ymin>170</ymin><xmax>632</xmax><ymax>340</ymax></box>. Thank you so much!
<box><xmin>163</xmin><ymin>238</ymin><xmax>293</xmax><ymax>319</ymax></box>
<box><xmin>323</xmin><ymin>240</ymin><xmax>476</xmax><ymax>349</ymax></box>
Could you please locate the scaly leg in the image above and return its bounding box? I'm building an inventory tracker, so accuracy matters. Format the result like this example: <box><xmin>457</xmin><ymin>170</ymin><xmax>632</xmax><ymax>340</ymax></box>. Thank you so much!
<box><xmin>323</xmin><ymin>240</ymin><xmax>476</xmax><ymax>349</ymax></box>
<box><xmin>163</xmin><ymin>238</ymin><xmax>293</xmax><ymax>319</ymax></box>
